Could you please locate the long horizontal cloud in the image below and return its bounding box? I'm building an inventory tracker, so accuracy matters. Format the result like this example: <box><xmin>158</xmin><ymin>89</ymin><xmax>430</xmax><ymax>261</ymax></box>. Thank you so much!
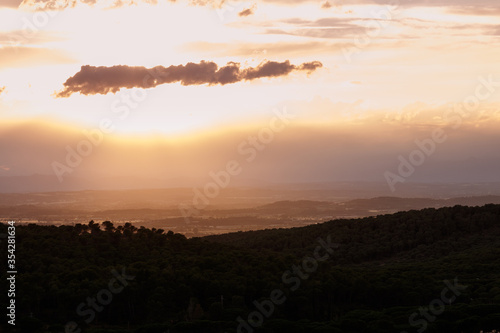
<box><xmin>55</xmin><ymin>60</ymin><xmax>323</xmax><ymax>97</ymax></box>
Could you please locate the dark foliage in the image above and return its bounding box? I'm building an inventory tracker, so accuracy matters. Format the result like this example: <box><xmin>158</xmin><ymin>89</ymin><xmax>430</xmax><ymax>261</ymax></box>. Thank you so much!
<box><xmin>1</xmin><ymin>204</ymin><xmax>499</xmax><ymax>332</ymax></box>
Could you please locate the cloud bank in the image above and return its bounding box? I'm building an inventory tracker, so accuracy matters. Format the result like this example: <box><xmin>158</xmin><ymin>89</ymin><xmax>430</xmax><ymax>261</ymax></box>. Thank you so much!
<box><xmin>55</xmin><ymin>60</ymin><xmax>323</xmax><ymax>97</ymax></box>
<box><xmin>2</xmin><ymin>110</ymin><xmax>500</xmax><ymax>193</ymax></box>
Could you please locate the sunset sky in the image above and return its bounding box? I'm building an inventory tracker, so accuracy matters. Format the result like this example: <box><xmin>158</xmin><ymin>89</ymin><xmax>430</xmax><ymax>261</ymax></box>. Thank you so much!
<box><xmin>0</xmin><ymin>0</ymin><xmax>499</xmax><ymax>192</ymax></box>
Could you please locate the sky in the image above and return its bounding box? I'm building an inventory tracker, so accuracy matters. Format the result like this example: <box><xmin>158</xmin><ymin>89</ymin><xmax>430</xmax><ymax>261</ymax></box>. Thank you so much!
<box><xmin>0</xmin><ymin>0</ymin><xmax>499</xmax><ymax>192</ymax></box>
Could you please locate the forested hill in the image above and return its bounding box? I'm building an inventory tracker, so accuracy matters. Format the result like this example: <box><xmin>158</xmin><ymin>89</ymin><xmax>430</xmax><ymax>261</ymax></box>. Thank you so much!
<box><xmin>202</xmin><ymin>204</ymin><xmax>500</xmax><ymax>263</ymax></box>
<box><xmin>1</xmin><ymin>204</ymin><xmax>499</xmax><ymax>333</ymax></box>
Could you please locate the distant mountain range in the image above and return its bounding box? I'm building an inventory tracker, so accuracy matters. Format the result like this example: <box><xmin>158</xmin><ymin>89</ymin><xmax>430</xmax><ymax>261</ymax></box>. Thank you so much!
<box><xmin>243</xmin><ymin>195</ymin><xmax>500</xmax><ymax>218</ymax></box>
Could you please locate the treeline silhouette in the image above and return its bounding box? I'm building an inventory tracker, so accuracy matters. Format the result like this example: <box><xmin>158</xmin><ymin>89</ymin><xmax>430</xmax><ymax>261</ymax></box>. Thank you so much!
<box><xmin>1</xmin><ymin>204</ymin><xmax>499</xmax><ymax>333</ymax></box>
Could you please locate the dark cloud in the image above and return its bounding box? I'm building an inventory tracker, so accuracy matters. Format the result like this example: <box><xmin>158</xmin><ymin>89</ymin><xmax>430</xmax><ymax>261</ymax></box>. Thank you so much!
<box><xmin>55</xmin><ymin>60</ymin><xmax>323</xmax><ymax>97</ymax></box>
<box><xmin>298</xmin><ymin>61</ymin><xmax>323</xmax><ymax>71</ymax></box>
<box><xmin>243</xmin><ymin>60</ymin><xmax>292</xmax><ymax>80</ymax></box>
<box><xmin>238</xmin><ymin>7</ymin><xmax>254</xmax><ymax>17</ymax></box>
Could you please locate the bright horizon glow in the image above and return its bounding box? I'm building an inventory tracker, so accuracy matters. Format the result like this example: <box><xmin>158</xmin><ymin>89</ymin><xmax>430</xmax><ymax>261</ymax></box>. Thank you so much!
<box><xmin>0</xmin><ymin>0</ymin><xmax>499</xmax><ymax>189</ymax></box>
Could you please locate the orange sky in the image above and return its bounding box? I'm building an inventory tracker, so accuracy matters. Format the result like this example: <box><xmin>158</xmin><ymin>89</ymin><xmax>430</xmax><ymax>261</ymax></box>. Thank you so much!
<box><xmin>0</xmin><ymin>0</ymin><xmax>499</xmax><ymax>191</ymax></box>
